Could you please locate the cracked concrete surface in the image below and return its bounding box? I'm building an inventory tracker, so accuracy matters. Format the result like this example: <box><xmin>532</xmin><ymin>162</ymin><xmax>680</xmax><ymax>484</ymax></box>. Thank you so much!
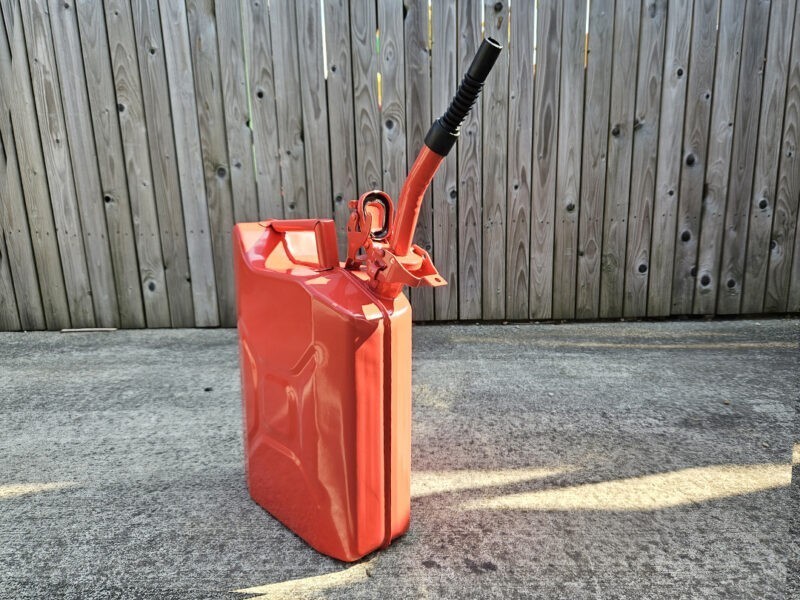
<box><xmin>0</xmin><ymin>319</ymin><xmax>797</xmax><ymax>599</ymax></box>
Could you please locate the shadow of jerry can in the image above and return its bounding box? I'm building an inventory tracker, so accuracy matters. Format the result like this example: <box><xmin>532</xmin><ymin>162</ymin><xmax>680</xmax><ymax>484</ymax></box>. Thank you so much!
<box><xmin>233</xmin><ymin>38</ymin><xmax>502</xmax><ymax>562</ymax></box>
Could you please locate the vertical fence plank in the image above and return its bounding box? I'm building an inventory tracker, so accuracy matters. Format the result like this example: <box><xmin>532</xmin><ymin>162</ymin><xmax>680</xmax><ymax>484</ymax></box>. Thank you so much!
<box><xmin>742</xmin><ymin>0</ymin><xmax>797</xmax><ymax>312</ymax></box>
<box><xmin>599</xmin><ymin>0</ymin><xmax>639</xmax><ymax>318</ymax></box>
<box><xmin>49</xmin><ymin>0</ymin><xmax>119</xmax><ymax>327</ymax></box>
<box><xmin>0</xmin><ymin>16</ymin><xmax>46</xmax><ymax>330</ymax></box>
<box><xmin>75</xmin><ymin>0</ymin><xmax>145</xmax><ymax>328</ymax></box>
<box><xmin>766</xmin><ymin>3</ymin><xmax>800</xmax><ymax>312</ymax></box>
<box><xmin>186</xmin><ymin>0</ymin><xmax>236</xmax><ymax>326</ymax></box>
<box><xmin>693</xmin><ymin>0</ymin><xmax>745</xmax><ymax>314</ymax></box>
<box><xmin>0</xmin><ymin>226</ymin><xmax>21</xmax><ymax>330</ymax></box>
<box><xmin>159</xmin><ymin>0</ymin><xmax>219</xmax><ymax>326</ymax></box>
<box><xmin>243</xmin><ymin>0</ymin><xmax>282</xmax><ymax>220</ymax></box>
<box><xmin>270</xmin><ymin>0</ymin><xmax>308</xmax><ymax>219</ymax></box>
<box><xmin>20</xmin><ymin>0</ymin><xmax>94</xmax><ymax>327</ymax></box>
<box><xmin>553</xmin><ymin>0</ymin><xmax>587</xmax><ymax>319</ymax></box>
<box><xmin>647</xmin><ymin>0</ymin><xmax>693</xmax><ymax>316</ymax></box>
<box><xmin>106</xmin><ymin>0</ymin><xmax>170</xmax><ymax>327</ymax></box>
<box><xmin>481</xmin><ymin>0</ymin><xmax>509</xmax><ymax>320</ymax></box>
<box><xmin>670</xmin><ymin>0</ymin><xmax>719</xmax><ymax>314</ymax></box>
<box><xmin>531</xmin><ymin>0</ymin><xmax>562</xmax><ymax>319</ymax></box>
<box><xmin>324</xmin><ymin>0</ymin><xmax>358</xmax><ymax>257</ymax></box>
<box><xmin>130</xmin><ymin>0</ymin><xmax>194</xmax><ymax>327</ymax></box>
<box><xmin>576</xmin><ymin>0</ymin><xmax>614</xmax><ymax>319</ymax></box>
<box><xmin>505</xmin><ymin>0</ymin><xmax>534</xmax><ymax>320</ymax></box>
<box><xmin>716</xmin><ymin>0</ymin><xmax>771</xmax><ymax>314</ymax></box>
<box><xmin>296</xmin><ymin>0</ymin><xmax>333</xmax><ymax>221</ymax></box>
<box><xmin>378</xmin><ymin>0</ymin><xmax>405</xmax><ymax>204</ymax></box>
<box><xmin>456</xmin><ymin>0</ymin><xmax>482</xmax><ymax>319</ymax></box>
<box><xmin>623</xmin><ymin>0</ymin><xmax>667</xmax><ymax>317</ymax></box>
<box><xmin>216</xmin><ymin>0</ymin><xmax>258</xmax><ymax>224</ymax></box>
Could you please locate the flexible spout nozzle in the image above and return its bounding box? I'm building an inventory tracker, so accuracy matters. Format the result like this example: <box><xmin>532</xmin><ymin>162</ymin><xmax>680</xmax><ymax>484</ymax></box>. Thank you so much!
<box><xmin>391</xmin><ymin>37</ymin><xmax>503</xmax><ymax>256</ymax></box>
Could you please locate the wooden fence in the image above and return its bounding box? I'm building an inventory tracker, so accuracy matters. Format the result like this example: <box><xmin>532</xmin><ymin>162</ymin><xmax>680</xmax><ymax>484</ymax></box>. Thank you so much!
<box><xmin>0</xmin><ymin>0</ymin><xmax>798</xmax><ymax>330</ymax></box>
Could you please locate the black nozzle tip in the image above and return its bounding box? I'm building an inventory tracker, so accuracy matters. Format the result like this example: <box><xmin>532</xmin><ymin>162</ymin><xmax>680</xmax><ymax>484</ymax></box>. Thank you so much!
<box><xmin>467</xmin><ymin>37</ymin><xmax>503</xmax><ymax>83</ymax></box>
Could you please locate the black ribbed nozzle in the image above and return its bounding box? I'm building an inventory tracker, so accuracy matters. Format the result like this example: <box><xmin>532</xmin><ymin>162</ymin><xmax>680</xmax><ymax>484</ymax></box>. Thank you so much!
<box><xmin>424</xmin><ymin>37</ymin><xmax>503</xmax><ymax>156</ymax></box>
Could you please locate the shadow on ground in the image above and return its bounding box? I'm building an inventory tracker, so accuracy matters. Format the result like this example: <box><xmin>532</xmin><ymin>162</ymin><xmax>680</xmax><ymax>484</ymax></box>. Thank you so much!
<box><xmin>0</xmin><ymin>319</ymin><xmax>797</xmax><ymax>599</ymax></box>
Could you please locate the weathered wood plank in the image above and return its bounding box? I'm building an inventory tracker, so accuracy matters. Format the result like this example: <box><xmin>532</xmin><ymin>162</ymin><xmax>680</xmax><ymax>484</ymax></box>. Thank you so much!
<box><xmin>576</xmin><ymin>0</ymin><xmax>614</xmax><ymax>319</ymax></box>
<box><xmin>75</xmin><ymin>0</ymin><xmax>145</xmax><ymax>328</ymax></box>
<box><xmin>0</xmin><ymin>15</ymin><xmax>46</xmax><ymax>330</ymax></box>
<box><xmin>766</xmin><ymin>3</ymin><xmax>800</xmax><ymax>312</ymax></box>
<box><xmin>349</xmin><ymin>0</ymin><xmax>381</xmax><ymax>194</ymax></box>
<box><xmin>531</xmin><ymin>0</ymin><xmax>562</xmax><ymax>319</ymax></box>
<box><xmin>324</xmin><ymin>0</ymin><xmax>357</xmax><ymax>258</ymax></box>
<box><xmin>159</xmin><ymin>0</ymin><xmax>219</xmax><ymax>326</ymax></box>
<box><xmin>20</xmin><ymin>0</ymin><xmax>94</xmax><ymax>327</ymax></box>
<box><xmin>504</xmin><ymin>0</ymin><xmax>534</xmax><ymax>320</ymax></box>
<box><xmin>553</xmin><ymin>0</ymin><xmax>587</xmax><ymax>319</ymax></box>
<box><xmin>48</xmin><ymin>0</ymin><xmax>119</xmax><ymax>327</ymax></box>
<box><xmin>242</xmin><ymin>0</ymin><xmax>282</xmax><ymax>220</ymax></box>
<box><xmin>670</xmin><ymin>0</ymin><xmax>719</xmax><ymax>314</ymax></box>
<box><xmin>481</xmin><ymin>0</ymin><xmax>509</xmax><ymax>320</ymax></box>
<box><xmin>647</xmin><ymin>0</ymin><xmax>692</xmax><ymax>316</ymax></box>
<box><xmin>215</xmin><ymin>0</ymin><xmax>258</xmax><ymax>224</ymax></box>
<box><xmin>186</xmin><ymin>0</ymin><xmax>236</xmax><ymax>327</ymax></box>
<box><xmin>599</xmin><ymin>0</ymin><xmax>640</xmax><ymax>318</ymax></box>
<box><xmin>456</xmin><ymin>0</ymin><xmax>482</xmax><ymax>319</ymax></box>
<box><xmin>130</xmin><ymin>0</ymin><xmax>194</xmax><ymax>327</ymax></box>
<box><xmin>623</xmin><ymin>0</ymin><xmax>666</xmax><ymax>317</ymax></box>
<box><xmin>405</xmin><ymin>0</ymin><xmax>434</xmax><ymax>320</ymax></box>
<box><xmin>296</xmin><ymin>0</ymin><xmax>332</xmax><ymax>221</ymax></box>
<box><xmin>0</xmin><ymin>223</ymin><xmax>20</xmax><ymax>330</ymax></box>
<box><xmin>742</xmin><ymin>0</ymin><xmax>797</xmax><ymax>312</ymax></box>
<box><xmin>269</xmin><ymin>0</ymin><xmax>307</xmax><ymax>219</ymax></box>
<box><xmin>378</xmin><ymin>1</ymin><xmax>405</xmax><ymax>204</ymax></box>
<box><xmin>106</xmin><ymin>0</ymin><xmax>170</xmax><ymax>327</ymax></box>
<box><xmin>716</xmin><ymin>0</ymin><xmax>771</xmax><ymax>314</ymax></box>
<box><xmin>693</xmin><ymin>0</ymin><xmax>746</xmax><ymax>314</ymax></box>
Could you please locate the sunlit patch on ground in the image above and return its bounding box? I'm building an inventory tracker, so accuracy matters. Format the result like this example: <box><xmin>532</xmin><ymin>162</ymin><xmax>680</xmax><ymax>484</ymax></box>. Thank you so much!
<box><xmin>234</xmin><ymin>560</ymin><xmax>373</xmax><ymax>600</ymax></box>
<box><xmin>0</xmin><ymin>482</ymin><xmax>78</xmax><ymax>500</ymax></box>
<box><xmin>793</xmin><ymin>443</ymin><xmax>799</xmax><ymax>466</ymax></box>
<box><xmin>411</xmin><ymin>467</ymin><xmax>574</xmax><ymax>498</ymax></box>
<box><xmin>463</xmin><ymin>464</ymin><xmax>792</xmax><ymax>511</ymax></box>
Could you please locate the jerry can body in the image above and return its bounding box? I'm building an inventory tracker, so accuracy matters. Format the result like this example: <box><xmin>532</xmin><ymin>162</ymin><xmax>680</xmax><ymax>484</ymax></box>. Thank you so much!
<box><xmin>234</xmin><ymin>219</ymin><xmax>412</xmax><ymax>562</ymax></box>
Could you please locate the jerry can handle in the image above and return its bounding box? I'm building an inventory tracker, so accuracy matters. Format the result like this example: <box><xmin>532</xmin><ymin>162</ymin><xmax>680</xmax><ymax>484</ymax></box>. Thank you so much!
<box><xmin>268</xmin><ymin>219</ymin><xmax>339</xmax><ymax>270</ymax></box>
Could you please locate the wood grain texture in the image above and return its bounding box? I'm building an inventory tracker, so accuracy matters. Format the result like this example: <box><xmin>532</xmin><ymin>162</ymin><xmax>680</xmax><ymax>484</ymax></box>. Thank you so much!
<box><xmin>0</xmin><ymin>15</ymin><xmax>46</xmax><ymax>330</ymax></box>
<box><xmin>269</xmin><ymin>0</ymin><xmax>308</xmax><ymax>219</ymax></box>
<box><xmin>480</xmin><ymin>0</ymin><xmax>509</xmax><ymax>320</ymax></box>
<box><xmin>130</xmin><ymin>0</ymin><xmax>194</xmax><ymax>327</ymax></box>
<box><xmin>716</xmin><ymin>0</ymin><xmax>771</xmax><ymax>314</ymax></box>
<box><xmin>20</xmin><ymin>0</ymin><xmax>94</xmax><ymax>327</ymax></box>
<box><xmin>404</xmin><ymin>0</ymin><xmax>434</xmax><ymax>320</ymax></box>
<box><xmin>49</xmin><ymin>0</ymin><xmax>118</xmax><ymax>327</ymax></box>
<box><xmin>576</xmin><ymin>0</ymin><xmax>614</xmax><ymax>319</ymax></box>
<box><xmin>324</xmin><ymin>0</ymin><xmax>357</xmax><ymax>258</ymax></box>
<box><xmin>106</xmin><ymin>0</ymin><xmax>170</xmax><ymax>327</ymax></box>
<box><xmin>378</xmin><ymin>0</ymin><xmax>405</xmax><ymax>203</ymax></box>
<box><xmin>456</xmin><ymin>0</ymin><xmax>482</xmax><ymax>319</ymax></box>
<box><xmin>504</xmin><ymin>0</ymin><xmax>534</xmax><ymax>320</ymax></box>
<box><xmin>742</xmin><ymin>0</ymin><xmax>797</xmax><ymax>312</ymax></box>
<box><xmin>243</xmin><ymin>0</ymin><xmax>282</xmax><ymax>220</ymax></box>
<box><xmin>159</xmin><ymin>0</ymin><xmax>219</xmax><ymax>326</ymax></box>
<box><xmin>693</xmin><ymin>0</ymin><xmax>746</xmax><ymax>314</ymax></box>
<box><xmin>647</xmin><ymin>0</ymin><xmax>692</xmax><ymax>316</ymax></box>
<box><xmin>75</xmin><ymin>0</ymin><xmax>145</xmax><ymax>328</ymax></box>
<box><xmin>670</xmin><ymin>0</ymin><xmax>719</xmax><ymax>314</ymax></box>
<box><xmin>215</xmin><ymin>0</ymin><xmax>258</xmax><ymax>224</ymax></box>
<box><xmin>553</xmin><ymin>0</ymin><xmax>587</xmax><ymax>319</ymax></box>
<box><xmin>349</xmin><ymin>0</ymin><xmax>381</xmax><ymax>194</ymax></box>
<box><xmin>766</xmin><ymin>2</ymin><xmax>800</xmax><ymax>312</ymax></box>
<box><xmin>599</xmin><ymin>0</ymin><xmax>639</xmax><ymax>318</ymax></box>
<box><xmin>0</xmin><ymin>225</ymin><xmax>20</xmax><ymax>330</ymax></box>
<box><xmin>531</xmin><ymin>0</ymin><xmax>563</xmax><ymax>319</ymax></box>
<box><xmin>623</xmin><ymin>0</ymin><xmax>666</xmax><ymax>317</ymax></box>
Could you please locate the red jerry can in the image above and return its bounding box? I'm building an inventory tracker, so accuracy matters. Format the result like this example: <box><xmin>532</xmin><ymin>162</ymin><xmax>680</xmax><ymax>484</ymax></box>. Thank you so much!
<box><xmin>234</xmin><ymin>38</ymin><xmax>502</xmax><ymax>562</ymax></box>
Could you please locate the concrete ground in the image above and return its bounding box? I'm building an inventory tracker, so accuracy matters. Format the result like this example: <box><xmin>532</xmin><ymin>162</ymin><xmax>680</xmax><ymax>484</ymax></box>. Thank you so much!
<box><xmin>0</xmin><ymin>319</ymin><xmax>797</xmax><ymax>599</ymax></box>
